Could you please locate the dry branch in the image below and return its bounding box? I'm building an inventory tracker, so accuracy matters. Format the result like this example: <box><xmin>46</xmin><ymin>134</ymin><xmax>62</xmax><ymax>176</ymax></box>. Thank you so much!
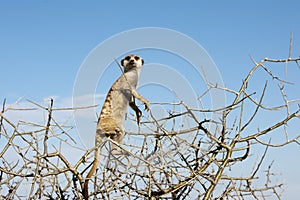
<box><xmin>0</xmin><ymin>55</ymin><xmax>299</xmax><ymax>199</ymax></box>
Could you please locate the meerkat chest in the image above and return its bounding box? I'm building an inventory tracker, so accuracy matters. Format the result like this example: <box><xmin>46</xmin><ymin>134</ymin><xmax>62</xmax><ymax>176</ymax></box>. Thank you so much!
<box><xmin>100</xmin><ymin>69</ymin><xmax>140</xmax><ymax>126</ymax></box>
<box><xmin>123</xmin><ymin>69</ymin><xmax>140</xmax><ymax>89</ymax></box>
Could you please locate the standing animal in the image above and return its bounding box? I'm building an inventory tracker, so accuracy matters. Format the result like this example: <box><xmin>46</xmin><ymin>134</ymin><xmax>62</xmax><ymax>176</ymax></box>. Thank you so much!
<box><xmin>82</xmin><ymin>54</ymin><xmax>149</xmax><ymax>199</ymax></box>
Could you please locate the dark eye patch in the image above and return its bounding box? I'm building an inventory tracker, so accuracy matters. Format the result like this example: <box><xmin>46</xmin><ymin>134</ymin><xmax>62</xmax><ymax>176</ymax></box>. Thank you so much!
<box><xmin>134</xmin><ymin>56</ymin><xmax>140</xmax><ymax>60</ymax></box>
<box><xmin>125</xmin><ymin>56</ymin><xmax>131</xmax><ymax>61</ymax></box>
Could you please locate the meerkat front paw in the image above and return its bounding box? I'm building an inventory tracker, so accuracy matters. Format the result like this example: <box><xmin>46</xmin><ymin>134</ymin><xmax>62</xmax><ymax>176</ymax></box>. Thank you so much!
<box><xmin>144</xmin><ymin>100</ymin><xmax>150</xmax><ymax>111</ymax></box>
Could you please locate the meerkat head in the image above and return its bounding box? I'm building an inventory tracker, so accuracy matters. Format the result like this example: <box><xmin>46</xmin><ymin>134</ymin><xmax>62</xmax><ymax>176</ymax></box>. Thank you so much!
<box><xmin>121</xmin><ymin>54</ymin><xmax>144</xmax><ymax>71</ymax></box>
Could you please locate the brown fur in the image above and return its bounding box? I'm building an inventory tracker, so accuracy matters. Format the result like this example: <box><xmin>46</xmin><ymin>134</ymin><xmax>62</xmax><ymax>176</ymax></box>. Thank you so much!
<box><xmin>82</xmin><ymin>55</ymin><xmax>149</xmax><ymax>199</ymax></box>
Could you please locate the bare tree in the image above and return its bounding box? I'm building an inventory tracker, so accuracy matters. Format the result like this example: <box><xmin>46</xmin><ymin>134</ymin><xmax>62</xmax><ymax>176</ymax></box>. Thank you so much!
<box><xmin>0</xmin><ymin>53</ymin><xmax>299</xmax><ymax>199</ymax></box>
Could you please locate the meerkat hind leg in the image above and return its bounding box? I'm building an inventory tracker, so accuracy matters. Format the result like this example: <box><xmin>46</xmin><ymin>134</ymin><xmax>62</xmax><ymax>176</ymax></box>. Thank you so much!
<box><xmin>108</xmin><ymin>130</ymin><xmax>126</xmax><ymax>155</ymax></box>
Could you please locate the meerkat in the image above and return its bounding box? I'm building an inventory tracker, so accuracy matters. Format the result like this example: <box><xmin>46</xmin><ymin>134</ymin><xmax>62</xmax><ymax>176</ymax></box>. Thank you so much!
<box><xmin>82</xmin><ymin>54</ymin><xmax>150</xmax><ymax>199</ymax></box>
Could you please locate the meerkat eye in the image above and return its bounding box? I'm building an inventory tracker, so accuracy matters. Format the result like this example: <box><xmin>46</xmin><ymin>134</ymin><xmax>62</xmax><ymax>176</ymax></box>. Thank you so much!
<box><xmin>125</xmin><ymin>56</ymin><xmax>131</xmax><ymax>61</ymax></box>
<box><xmin>134</xmin><ymin>56</ymin><xmax>140</xmax><ymax>61</ymax></box>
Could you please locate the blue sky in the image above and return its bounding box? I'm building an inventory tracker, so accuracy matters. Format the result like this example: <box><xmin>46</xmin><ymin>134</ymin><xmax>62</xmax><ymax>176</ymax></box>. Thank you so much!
<box><xmin>1</xmin><ymin>1</ymin><xmax>300</xmax><ymax>199</ymax></box>
<box><xmin>1</xmin><ymin>1</ymin><xmax>299</xmax><ymax>99</ymax></box>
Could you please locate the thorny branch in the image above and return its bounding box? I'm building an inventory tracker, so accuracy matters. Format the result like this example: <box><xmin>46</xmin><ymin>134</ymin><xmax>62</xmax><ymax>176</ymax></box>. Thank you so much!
<box><xmin>0</xmin><ymin>55</ymin><xmax>299</xmax><ymax>199</ymax></box>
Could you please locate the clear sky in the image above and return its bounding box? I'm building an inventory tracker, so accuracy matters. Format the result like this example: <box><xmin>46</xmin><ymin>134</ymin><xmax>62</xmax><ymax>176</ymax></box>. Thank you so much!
<box><xmin>1</xmin><ymin>1</ymin><xmax>300</xmax><ymax>199</ymax></box>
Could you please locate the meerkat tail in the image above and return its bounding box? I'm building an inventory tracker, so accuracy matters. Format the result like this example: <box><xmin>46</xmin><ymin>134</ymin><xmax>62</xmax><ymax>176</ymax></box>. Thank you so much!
<box><xmin>83</xmin><ymin>146</ymin><xmax>100</xmax><ymax>199</ymax></box>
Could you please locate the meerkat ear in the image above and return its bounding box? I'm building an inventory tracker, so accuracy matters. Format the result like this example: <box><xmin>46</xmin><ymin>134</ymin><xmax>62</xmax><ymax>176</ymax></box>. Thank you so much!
<box><xmin>141</xmin><ymin>58</ymin><xmax>144</xmax><ymax>65</ymax></box>
<box><xmin>121</xmin><ymin>59</ymin><xmax>125</xmax><ymax>66</ymax></box>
